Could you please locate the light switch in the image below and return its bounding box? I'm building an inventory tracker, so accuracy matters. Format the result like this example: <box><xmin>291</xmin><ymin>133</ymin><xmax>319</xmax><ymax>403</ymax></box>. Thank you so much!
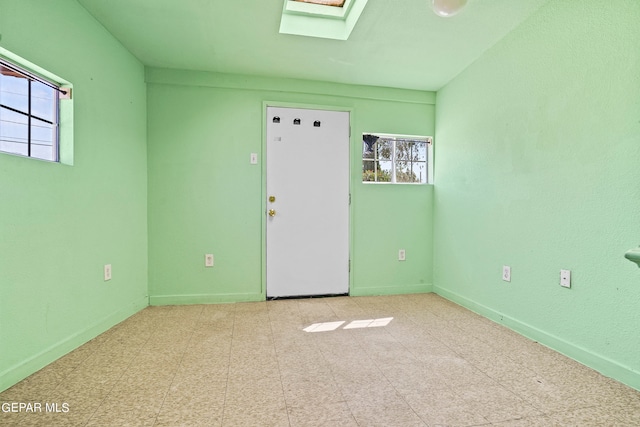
<box><xmin>250</xmin><ymin>153</ymin><xmax>258</xmax><ymax>164</ymax></box>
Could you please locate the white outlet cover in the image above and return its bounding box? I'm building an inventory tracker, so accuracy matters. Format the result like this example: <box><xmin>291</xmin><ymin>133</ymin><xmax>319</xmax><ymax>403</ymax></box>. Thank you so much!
<box><xmin>398</xmin><ymin>249</ymin><xmax>406</xmax><ymax>261</ymax></box>
<box><xmin>205</xmin><ymin>254</ymin><xmax>214</xmax><ymax>267</ymax></box>
<box><xmin>502</xmin><ymin>265</ymin><xmax>511</xmax><ymax>282</ymax></box>
<box><xmin>560</xmin><ymin>269</ymin><xmax>571</xmax><ymax>288</ymax></box>
<box><xmin>104</xmin><ymin>264</ymin><xmax>112</xmax><ymax>281</ymax></box>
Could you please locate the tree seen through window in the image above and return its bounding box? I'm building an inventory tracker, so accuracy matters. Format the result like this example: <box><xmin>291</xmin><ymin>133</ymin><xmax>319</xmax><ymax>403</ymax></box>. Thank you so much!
<box><xmin>362</xmin><ymin>133</ymin><xmax>431</xmax><ymax>183</ymax></box>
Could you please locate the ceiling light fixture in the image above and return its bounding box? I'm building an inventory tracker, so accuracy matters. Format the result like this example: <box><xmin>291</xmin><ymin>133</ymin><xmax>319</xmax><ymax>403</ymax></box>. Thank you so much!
<box><xmin>431</xmin><ymin>0</ymin><xmax>467</xmax><ymax>17</ymax></box>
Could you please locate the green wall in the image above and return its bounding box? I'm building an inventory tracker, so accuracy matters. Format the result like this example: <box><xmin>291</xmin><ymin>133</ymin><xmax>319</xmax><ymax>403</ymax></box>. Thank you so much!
<box><xmin>434</xmin><ymin>0</ymin><xmax>640</xmax><ymax>389</ymax></box>
<box><xmin>146</xmin><ymin>69</ymin><xmax>435</xmax><ymax>304</ymax></box>
<box><xmin>0</xmin><ymin>0</ymin><xmax>148</xmax><ymax>392</ymax></box>
<box><xmin>11</xmin><ymin>0</ymin><xmax>638</xmax><ymax>399</ymax></box>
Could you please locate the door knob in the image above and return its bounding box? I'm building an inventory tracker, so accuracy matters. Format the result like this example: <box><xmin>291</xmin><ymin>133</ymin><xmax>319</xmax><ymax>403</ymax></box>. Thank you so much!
<box><xmin>268</xmin><ymin>209</ymin><xmax>276</xmax><ymax>217</ymax></box>
<box><xmin>269</xmin><ymin>196</ymin><xmax>276</xmax><ymax>203</ymax></box>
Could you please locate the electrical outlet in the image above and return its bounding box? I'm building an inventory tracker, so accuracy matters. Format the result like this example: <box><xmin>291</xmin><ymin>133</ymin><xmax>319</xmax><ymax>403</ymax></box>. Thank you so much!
<box><xmin>502</xmin><ymin>265</ymin><xmax>511</xmax><ymax>282</ymax></box>
<box><xmin>398</xmin><ymin>249</ymin><xmax>406</xmax><ymax>261</ymax></box>
<box><xmin>560</xmin><ymin>269</ymin><xmax>571</xmax><ymax>288</ymax></box>
<box><xmin>205</xmin><ymin>254</ymin><xmax>214</xmax><ymax>267</ymax></box>
<box><xmin>104</xmin><ymin>264</ymin><xmax>112</xmax><ymax>281</ymax></box>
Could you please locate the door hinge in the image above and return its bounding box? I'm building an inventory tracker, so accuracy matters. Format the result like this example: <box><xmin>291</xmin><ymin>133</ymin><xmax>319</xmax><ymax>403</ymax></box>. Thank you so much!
<box><xmin>349</xmin><ymin>193</ymin><xmax>351</xmax><ymax>205</ymax></box>
<box><xmin>348</xmin><ymin>260</ymin><xmax>351</xmax><ymax>272</ymax></box>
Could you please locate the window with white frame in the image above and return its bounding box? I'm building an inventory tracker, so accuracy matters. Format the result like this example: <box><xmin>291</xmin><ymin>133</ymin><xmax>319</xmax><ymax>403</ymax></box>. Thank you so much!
<box><xmin>362</xmin><ymin>133</ymin><xmax>432</xmax><ymax>184</ymax></box>
<box><xmin>0</xmin><ymin>57</ymin><xmax>62</xmax><ymax>162</ymax></box>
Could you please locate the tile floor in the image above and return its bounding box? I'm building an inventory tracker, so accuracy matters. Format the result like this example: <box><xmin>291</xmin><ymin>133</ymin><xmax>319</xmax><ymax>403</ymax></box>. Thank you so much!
<box><xmin>1</xmin><ymin>294</ymin><xmax>639</xmax><ymax>426</ymax></box>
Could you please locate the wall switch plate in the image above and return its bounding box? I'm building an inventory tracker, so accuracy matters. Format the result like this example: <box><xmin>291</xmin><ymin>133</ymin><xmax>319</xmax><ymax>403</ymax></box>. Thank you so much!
<box><xmin>104</xmin><ymin>264</ymin><xmax>112</xmax><ymax>281</ymax></box>
<box><xmin>398</xmin><ymin>249</ymin><xmax>406</xmax><ymax>261</ymax></box>
<box><xmin>205</xmin><ymin>254</ymin><xmax>214</xmax><ymax>267</ymax></box>
<box><xmin>250</xmin><ymin>153</ymin><xmax>258</xmax><ymax>164</ymax></box>
<box><xmin>502</xmin><ymin>265</ymin><xmax>511</xmax><ymax>282</ymax></box>
<box><xmin>560</xmin><ymin>269</ymin><xmax>571</xmax><ymax>288</ymax></box>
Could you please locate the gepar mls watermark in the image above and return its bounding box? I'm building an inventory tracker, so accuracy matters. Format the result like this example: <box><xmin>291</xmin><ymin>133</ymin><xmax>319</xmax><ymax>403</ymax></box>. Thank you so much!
<box><xmin>1</xmin><ymin>402</ymin><xmax>69</xmax><ymax>413</ymax></box>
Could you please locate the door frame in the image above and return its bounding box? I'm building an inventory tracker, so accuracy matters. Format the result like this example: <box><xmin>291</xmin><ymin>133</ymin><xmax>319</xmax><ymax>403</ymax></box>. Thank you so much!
<box><xmin>261</xmin><ymin>101</ymin><xmax>354</xmax><ymax>299</ymax></box>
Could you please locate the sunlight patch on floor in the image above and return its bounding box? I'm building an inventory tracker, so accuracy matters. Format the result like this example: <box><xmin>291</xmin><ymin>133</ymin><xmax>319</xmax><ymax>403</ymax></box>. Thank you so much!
<box><xmin>303</xmin><ymin>317</ymin><xmax>393</xmax><ymax>332</ymax></box>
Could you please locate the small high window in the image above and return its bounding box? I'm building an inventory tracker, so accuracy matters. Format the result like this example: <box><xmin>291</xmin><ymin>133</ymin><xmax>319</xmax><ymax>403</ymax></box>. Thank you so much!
<box><xmin>362</xmin><ymin>133</ymin><xmax>432</xmax><ymax>184</ymax></box>
<box><xmin>0</xmin><ymin>58</ymin><xmax>61</xmax><ymax>162</ymax></box>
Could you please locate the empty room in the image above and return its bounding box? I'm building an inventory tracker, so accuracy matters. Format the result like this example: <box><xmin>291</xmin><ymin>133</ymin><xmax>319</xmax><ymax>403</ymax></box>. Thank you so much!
<box><xmin>1</xmin><ymin>0</ymin><xmax>639</xmax><ymax>425</ymax></box>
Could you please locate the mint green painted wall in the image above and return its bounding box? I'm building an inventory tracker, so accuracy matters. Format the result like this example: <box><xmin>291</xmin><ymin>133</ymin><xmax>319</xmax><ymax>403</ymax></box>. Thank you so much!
<box><xmin>147</xmin><ymin>69</ymin><xmax>434</xmax><ymax>304</ymax></box>
<box><xmin>434</xmin><ymin>0</ymin><xmax>640</xmax><ymax>389</ymax></box>
<box><xmin>0</xmin><ymin>1</ymin><xmax>148</xmax><ymax>391</ymax></box>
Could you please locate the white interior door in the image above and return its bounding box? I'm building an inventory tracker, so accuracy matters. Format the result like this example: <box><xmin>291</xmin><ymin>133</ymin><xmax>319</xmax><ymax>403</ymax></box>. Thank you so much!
<box><xmin>266</xmin><ymin>107</ymin><xmax>350</xmax><ymax>298</ymax></box>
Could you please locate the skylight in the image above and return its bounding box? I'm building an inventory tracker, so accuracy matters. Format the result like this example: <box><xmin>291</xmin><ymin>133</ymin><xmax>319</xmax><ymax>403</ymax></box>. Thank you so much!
<box><xmin>279</xmin><ymin>0</ymin><xmax>368</xmax><ymax>40</ymax></box>
<box><xmin>294</xmin><ymin>0</ymin><xmax>346</xmax><ymax>6</ymax></box>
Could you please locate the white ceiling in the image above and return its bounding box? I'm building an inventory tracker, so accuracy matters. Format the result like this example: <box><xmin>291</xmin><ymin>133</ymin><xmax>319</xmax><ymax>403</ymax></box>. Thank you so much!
<box><xmin>76</xmin><ymin>0</ymin><xmax>550</xmax><ymax>91</ymax></box>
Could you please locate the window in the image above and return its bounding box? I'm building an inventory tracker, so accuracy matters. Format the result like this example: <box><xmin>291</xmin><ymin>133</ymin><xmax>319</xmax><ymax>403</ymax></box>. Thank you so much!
<box><xmin>280</xmin><ymin>0</ymin><xmax>369</xmax><ymax>41</ymax></box>
<box><xmin>362</xmin><ymin>133</ymin><xmax>432</xmax><ymax>184</ymax></box>
<box><xmin>294</xmin><ymin>0</ymin><xmax>346</xmax><ymax>6</ymax></box>
<box><xmin>0</xmin><ymin>58</ymin><xmax>61</xmax><ymax>162</ymax></box>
